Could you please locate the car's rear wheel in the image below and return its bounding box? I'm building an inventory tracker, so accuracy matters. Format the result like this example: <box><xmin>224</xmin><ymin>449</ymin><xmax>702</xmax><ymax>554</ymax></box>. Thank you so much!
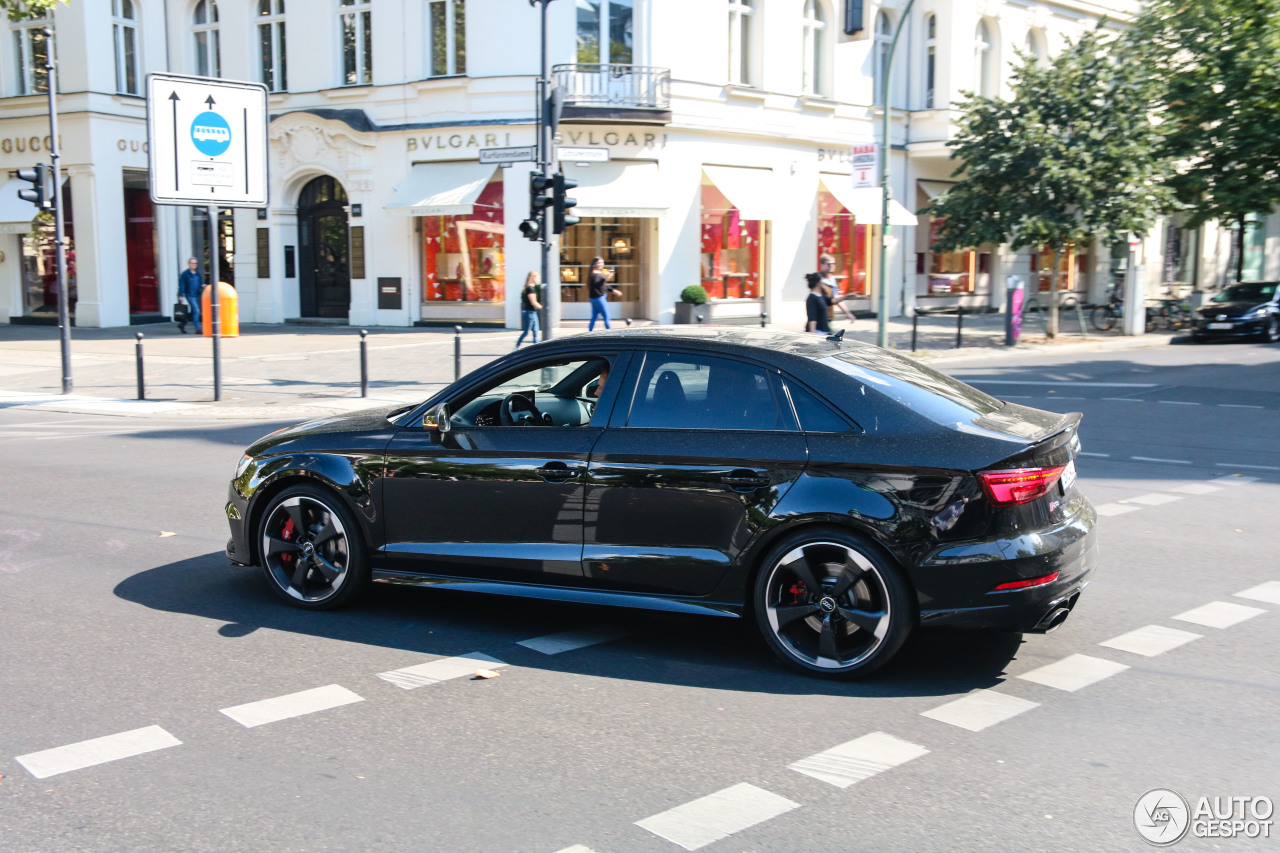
<box><xmin>1265</xmin><ymin>316</ymin><xmax>1280</xmax><ymax>343</ymax></box>
<box><xmin>258</xmin><ymin>484</ymin><xmax>369</xmax><ymax>610</ymax></box>
<box><xmin>753</xmin><ymin>531</ymin><xmax>913</xmax><ymax>678</ymax></box>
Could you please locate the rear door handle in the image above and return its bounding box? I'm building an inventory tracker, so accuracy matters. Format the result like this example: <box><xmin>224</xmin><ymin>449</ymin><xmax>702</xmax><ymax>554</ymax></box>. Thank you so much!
<box><xmin>536</xmin><ymin>462</ymin><xmax>582</xmax><ymax>482</ymax></box>
<box><xmin>719</xmin><ymin>470</ymin><xmax>771</xmax><ymax>490</ymax></box>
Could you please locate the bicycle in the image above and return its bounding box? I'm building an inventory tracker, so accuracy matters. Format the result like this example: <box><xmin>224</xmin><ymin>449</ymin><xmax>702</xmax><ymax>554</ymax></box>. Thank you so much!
<box><xmin>1091</xmin><ymin>290</ymin><xmax>1123</xmax><ymax>331</ymax></box>
<box><xmin>1144</xmin><ymin>298</ymin><xmax>1194</xmax><ymax>332</ymax></box>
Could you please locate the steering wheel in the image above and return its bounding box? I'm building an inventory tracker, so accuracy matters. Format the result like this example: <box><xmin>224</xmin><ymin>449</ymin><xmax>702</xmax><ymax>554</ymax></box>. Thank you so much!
<box><xmin>500</xmin><ymin>393</ymin><xmax>543</xmax><ymax>426</ymax></box>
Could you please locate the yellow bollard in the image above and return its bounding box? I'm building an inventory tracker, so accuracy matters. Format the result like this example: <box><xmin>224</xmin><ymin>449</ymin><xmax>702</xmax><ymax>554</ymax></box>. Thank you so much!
<box><xmin>201</xmin><ymin>282</ymin><xmax>239</xmax><ymax>337</ymax></box>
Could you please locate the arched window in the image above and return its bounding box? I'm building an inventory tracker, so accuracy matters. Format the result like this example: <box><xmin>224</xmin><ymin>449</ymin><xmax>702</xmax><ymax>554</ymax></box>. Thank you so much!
<box><xmin>728</xmin><ymin>0</ymin><xmax>754</xmax><ymax>85</ymax></box>
<box><xmin>873</xmin><ymin>10</ymin><xmax>892</xmax><ymax>105</ymax></box>
<box><xmin>112</xmin><ymin>0</ymin><xmax>139</xmax><ymax>95</ymax></box>
<box><xmin>339</xmin><ymin>0</ymin><xmax>372</xmax><ymax>85</ymax></box>
<box><xmin>801</xmin><ymin>0</ymin><xmax>827</xmax><ymax>96</ymax></box>
<box><xmin>924</xmin><ymin>13</ymin><xmax>936</xmax><ymax>108</ymax></box>
<box><xmin>193</xmin><ymin>0</ymin><xmax>220</xmax><ymax>78</ymax></box>
<box><xmin>428</xmin><ymin>0</ymin><xmax>467</xmax><ymax>76</ymax></box>
<box><xmin>1024</xmin><ymin>27</ymin><xmax>1045</xmax><ymax>63</ymax></box>
<box><xmin>258</xmin><ymin>0</ymin><xmax>287</xmax><ymax>92</ymax></box>
<box><xmin>975</xmin><ymin>19</ymin><xmax>995</xmax><ymax>96</ymax></box>
<box><xmin>577</xmin><ymin>0</ymin><xmax>633</xmax><ymax>65</ymax></box>
<box><xmin>12</xmin><ymin>13</ymin><xmax>49</xmax><ymax>95</ymax></box>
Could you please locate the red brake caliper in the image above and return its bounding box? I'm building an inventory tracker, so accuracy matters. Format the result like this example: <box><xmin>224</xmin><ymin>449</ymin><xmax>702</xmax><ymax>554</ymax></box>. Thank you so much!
<box><xmin>280</xmin><ymin>516</ymin><xmax>295</xmax><ymax>566</ymax></box>
<box><xmin>786</xmin><ymin>582</ymin><xmax>807</xmax><ymax>604</ymax></box>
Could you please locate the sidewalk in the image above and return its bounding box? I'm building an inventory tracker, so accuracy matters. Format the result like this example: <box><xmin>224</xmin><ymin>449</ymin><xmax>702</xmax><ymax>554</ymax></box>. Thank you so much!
<box><xmin>0</xmin><ymin>314</ymin><xmax>1179</xmax><ymax>421</ymax></box>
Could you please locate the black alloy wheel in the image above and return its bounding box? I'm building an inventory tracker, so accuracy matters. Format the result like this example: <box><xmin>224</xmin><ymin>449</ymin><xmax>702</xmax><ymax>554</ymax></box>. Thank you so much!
<box><xmin>258</xmin><ymin>484</ymin><xmax>369</xmax><ymax>609</ymax></box>
<box><xmin>753</xmin><ymin>531</ymin><xmax>912</xmax><ymax>678</ymax></box>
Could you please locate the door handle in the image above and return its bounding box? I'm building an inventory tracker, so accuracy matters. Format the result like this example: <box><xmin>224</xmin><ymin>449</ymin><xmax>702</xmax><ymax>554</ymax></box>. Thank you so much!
<box><xmin>536</xmin><ymin>462</ymin><xmax>582</xmax><ymax>482</ymax></box>
<box><xmin>719</xmin><ymin>470</ymin><xmax>771</xmax><ymax>490</ymax></box>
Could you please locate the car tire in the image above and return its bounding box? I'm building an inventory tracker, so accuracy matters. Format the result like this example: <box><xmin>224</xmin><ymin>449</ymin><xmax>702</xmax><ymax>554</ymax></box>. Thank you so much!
<box><xmin>753</xmin><ymin>529</ymin><xmax>913</xmax><ymax>679</ymax></box>
<box><xmin>1265</xmin><ymin>316</ymin><xmax>1280</xmax><ymax>344</ymax></box>
<box><xmin>257</xmin><ymin>483</ymin><xmax>370</xmax><ymax>610</ymax></box>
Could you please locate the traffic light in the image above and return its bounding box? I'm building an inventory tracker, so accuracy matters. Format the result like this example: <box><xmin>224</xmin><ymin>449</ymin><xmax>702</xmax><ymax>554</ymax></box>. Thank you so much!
<box><xmin>551</xmin><ymin>172</ymin><xmax>578</xmax><ymax>235</ymax></box>
<box><xmin>17</xmin><ymin>163</ymin><xmax>52</xmax><ymax>210</ymax></box>
<box><xmin>518</xmin><ymin>217</ymin><xmax>541</xmax><ymax>241</ymax></box>
<box><xmin>520</xmin><ymin>173</ymin><xmax>552</xmax><ymax>242</ymax></box>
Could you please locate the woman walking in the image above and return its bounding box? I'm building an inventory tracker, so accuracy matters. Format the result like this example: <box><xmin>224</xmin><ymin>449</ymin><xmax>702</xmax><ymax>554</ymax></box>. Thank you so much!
<box><xmin>515</xmin><ymin>271</ymin><xmax>542</xmax><ymax>346</ymax></box>
<box><xmin>587</xmin><ymin>257</ymin><xmax>620</xmax><ymax>331</ymax></box>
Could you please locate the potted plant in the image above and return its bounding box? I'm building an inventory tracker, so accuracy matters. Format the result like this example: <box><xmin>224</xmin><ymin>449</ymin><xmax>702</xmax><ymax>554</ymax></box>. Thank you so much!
<box><xmin>675</xmin><ymin>284</ymin><xmax>708</xmax><ymax>324</ymax></box>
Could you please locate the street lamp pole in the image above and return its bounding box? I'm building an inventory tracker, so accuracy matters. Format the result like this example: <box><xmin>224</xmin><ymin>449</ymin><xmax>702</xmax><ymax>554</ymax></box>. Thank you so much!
<box><xmin>44</xmin><ymin>24</ymin><xmax>72</xmax><ymax>393</ymax></box>
<box><xmin>530</xmin><ymin>0</ymin><xmax>558</xmax><ymax>340</ymax></box>
<box><xmin>876</xmin><ymin>0</ymin><xmax>916</xmax><ymax>348</ymax></box>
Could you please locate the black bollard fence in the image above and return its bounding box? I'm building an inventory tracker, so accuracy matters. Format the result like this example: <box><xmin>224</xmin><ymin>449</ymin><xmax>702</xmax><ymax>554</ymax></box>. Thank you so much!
<box><xmin>134</xmin><ymin>332</ymin><xmax>145</xmax><ymax>400</ymax></box>
<box><xmin>454</xmin><ymin>325</ymin><xmax>462</xmax><ymax>381</ymax></box>
<box><xmin>359</xmin><ymin>330</ymin><xmax>368</xmax><ymax>398</ymax></box>
<box><xmin>911</xmin><ymin>313</ymin><xmax>919</xmax><ymax>352</ymax></box>
<box><xmin>955</xmin><ymin>307</ymin><xmax>964</xmax><ymax>349</ymax></box>
<box><xmin>760</xmin><ymin>312</ymin><xmax>768</xmax><ymax>328</ymax></box>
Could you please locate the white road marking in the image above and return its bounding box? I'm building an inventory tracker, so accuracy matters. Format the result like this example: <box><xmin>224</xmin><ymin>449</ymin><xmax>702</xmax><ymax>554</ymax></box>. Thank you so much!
<box><xmin>1017</xmin><ymin>654</ymin><xmax>1129</xmax><ymax>692</ymax></box>
<box><xmin>377</xmin><ymin>652</ymin><xmax>508</xmax><ymax>689</ymax></box>
<box><xmin>220</xmin><ymin>684</ymin><xmax>364</xmax><ymax>728</ymax></box>
<box><xmin>1219</xmin><ymin>404</ymin><xmax>1264</xmax><ymax>409</ymax></box>
<box><xmin>1128</xmin><ymin>493</ymin><xmax>1183</xmax><ymax>506</ymax></box>
<box><xmin>517</xmin><ymin>625</ymin><xmax>630</xmax><ymax>655</ymax></box>
<box><xmin>16</xmin><ymin>725</ymin><xmax>181</xmax><ymax>779</ymax></box>
<box><xmin>920</xmin><ymin>690</ymin><xmax>1039</xmax><ymax>732</ymax></box>
<box><xmin>1214</xmin><ymin>463</ymin><xmax>1280</xmax><ymax>471</ymax></box>
<box><xmin>1158</xmin><ymin>400</ymin><xmax>1200</xmax><ymax>406</ymax></box>
<box><xmin>1053</xmin><ymin>396</ymin><xmax>1086</xmax><ymax>400</ymax></box>
<box><xmin>1131</xmin><ymin>456</ymin><xmax>1192</xmax><ymax>465</ymax></box>
<box><xmin>1095</xmin><ymin>503</ymin><xmax>1141</xmax><ymax>517</ymax></box>
<box><xmin>1168</xmin><ymin>483</ymin><xmax>1221</xmax><ymax>495</ymax></box>
<box><xmin>1173</xmin><ymin>601</ymin><xmax>1267</xmax><ymax>629</ymax></box>
<box><xmin>965</xmin><ymin>380</ymin><xmax>1157</xmax><ymax>387</ymax></box>
<box><xmin>788</xmin><ymin>731</ymin><xmax>929</xmax><ymax>788</ymax></box>
<box><xmin>635</xmin><ymin>783</ymin><xmax>799</xmax><ymax>851</ymax></box>
<box><xmin>1079</xmin><ymin>451</ymin><xmax>1110</xmax><ymax>458</ymax></box>
<box><xmin>1235</xmin><ymin>581</ymin><xmax>1280</xmax><ymax>606</ymax></box>
<box><xmin>553</xmin><ymin>847</ymin><xmax>601</xmax><ymax>853</ymax></box>
<box><xmin>1099</xmin><ymin>625</ymin><xmax>1201</xmax><ymax>657</ymax></box>
<box><xmin>1210</xmin><ymin>475</ymin><xmax>1260</xmax><ymax>486</ymax></box>
<box><xmin>1102</xmin><ymin>397</ymin><xmax>1144</xmax><ymax>402</ymax></box>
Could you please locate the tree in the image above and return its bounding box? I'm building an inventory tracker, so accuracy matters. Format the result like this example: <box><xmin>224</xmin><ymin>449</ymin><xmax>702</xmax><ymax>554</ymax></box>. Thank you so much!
<box><xmin>1133</xmin><ymin>0</ymin><xmax>1280</xmax><ymax>281</ymax></box>
<box><xmin>927</xmin><ymin>26</ymin><xmax>1170</xmax><ymax>336</ymax></box>
<box><xmin>4</xmin><ymin>1</ymin><xmax>64</xmax><ymax>22</ymax></box>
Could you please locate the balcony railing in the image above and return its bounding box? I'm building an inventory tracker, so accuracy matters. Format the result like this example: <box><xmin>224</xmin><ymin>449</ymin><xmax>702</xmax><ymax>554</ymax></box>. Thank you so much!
<box><xmin>551</xmin><ymin>64</ymin><xmax>672</xmax><ymax>121</ymax></box>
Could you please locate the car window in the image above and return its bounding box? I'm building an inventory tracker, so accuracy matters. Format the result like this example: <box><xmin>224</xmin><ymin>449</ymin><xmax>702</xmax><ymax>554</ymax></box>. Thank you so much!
<box><xmin>447</xmin><ymin>357</ymin><xmax>610</xmax><ymax>427</ymax></box>
<box><xmin>784</xmin><ymin>380</ymin><xmax>856</xmax><ymax>433</ymax></box>
<box><xmin>1213</xmin><ymin>283</ymin><xmax>1277</xmax><ymax>302</ymax></box>
<box><xmin>625</xmin><ymin>351</ymin><xmax>796</xmax><ymax>431</ymax></box>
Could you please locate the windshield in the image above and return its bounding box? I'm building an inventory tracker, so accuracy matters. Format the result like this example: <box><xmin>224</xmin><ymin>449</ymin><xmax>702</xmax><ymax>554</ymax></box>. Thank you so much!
<box><xmin>1213</xmin><ymin>283</ymin><xmax>1277</xmax><ymax>303</ymax></box>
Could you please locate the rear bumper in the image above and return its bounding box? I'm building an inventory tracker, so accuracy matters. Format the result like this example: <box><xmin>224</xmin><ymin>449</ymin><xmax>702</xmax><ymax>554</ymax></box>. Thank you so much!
<box><xmin>913</xmin><ymin>496</ymin><xmax>1098</xmax><ymax>632</ymax></box>
<box><xmin>1192</xmin><ymin>318</ymin><xmax>1268</xmax><ymax>338</ymax></box>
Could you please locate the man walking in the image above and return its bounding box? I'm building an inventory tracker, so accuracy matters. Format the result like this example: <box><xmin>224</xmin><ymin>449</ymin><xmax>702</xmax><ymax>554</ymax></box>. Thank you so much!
<box><xmin>177</xmin><ymin>257</ymin><xmax>203</xmax><ymax>334</ymax></box>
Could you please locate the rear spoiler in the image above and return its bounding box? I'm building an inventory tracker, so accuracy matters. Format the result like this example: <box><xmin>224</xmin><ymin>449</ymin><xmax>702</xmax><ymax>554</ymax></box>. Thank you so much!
<box><xmin>992</xmin><ymin>411</ymin><xmax>1082</xmax><ymax>470</ymax></box>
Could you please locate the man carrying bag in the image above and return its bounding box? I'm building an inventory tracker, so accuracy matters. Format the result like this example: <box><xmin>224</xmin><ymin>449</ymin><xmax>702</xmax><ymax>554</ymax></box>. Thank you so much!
<box><xmin>176</xmin><ymin>257</ymin><xmax>203</xmax><ymax>334</ymax></box>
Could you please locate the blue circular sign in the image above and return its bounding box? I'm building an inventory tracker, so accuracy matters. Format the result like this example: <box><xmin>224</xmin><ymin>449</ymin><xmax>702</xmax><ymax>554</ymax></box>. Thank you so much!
<box><xmin>190</xmin><ymin>111</ymin><xmax>232</xmax><ymax>157</ymax></box>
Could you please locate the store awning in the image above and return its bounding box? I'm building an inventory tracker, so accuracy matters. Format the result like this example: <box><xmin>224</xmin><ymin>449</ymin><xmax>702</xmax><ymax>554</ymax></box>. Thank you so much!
<box><xmin>0</xmin><ymin>179</ymin><xmax>37</xmax><ymax>234</ymax></box>
<box><xmin>702</xmin><ymin>165</ymin><xmax>778</xmax><ymax>220</ymax></box>
<box><xmin>818</xmin><ymin>177</ymin><xmax>917</xmax><ymax>225</ymax></box>
<box><xmin>385</xmin><ymin>162</ymin><xmax>497</xmax><ymax>216</ymax></box>
<box><xmin>563</xmin><ymin>161</ymin><xmax>666</xmax><ymax>218</ymax></box>
<box><xmin>918</xmin><ymin>180</ymin><xmax>956</xmax><ymax>200</ymax></box>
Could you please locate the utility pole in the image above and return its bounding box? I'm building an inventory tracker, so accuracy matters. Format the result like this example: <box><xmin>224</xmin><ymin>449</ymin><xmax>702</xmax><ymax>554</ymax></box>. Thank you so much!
<box><xmin>530</xmin><ymin>0</ymin><xmax>559</xmax><ymax>340</ymax></box>
<box><xmin>875</xmin><ymin>0</ymin><xmax>917</xmax><ymax>348</ymax></box>
<box><xmin>44</xmin><ymin>24</ymin><xmax>72</xmax><ymax>393</ymax></box>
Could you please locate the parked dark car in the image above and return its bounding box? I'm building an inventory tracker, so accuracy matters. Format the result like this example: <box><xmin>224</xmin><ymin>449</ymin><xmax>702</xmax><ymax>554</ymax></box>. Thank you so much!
<box><xmin>1191</xmin><ymin>282</ymin><xmax>1280</xmax><ymax>342</ymax></box>
<box><xmin>226</xmin><ymin>328</ymin><xmax>1096</xmax><ymax>678</ymax></box>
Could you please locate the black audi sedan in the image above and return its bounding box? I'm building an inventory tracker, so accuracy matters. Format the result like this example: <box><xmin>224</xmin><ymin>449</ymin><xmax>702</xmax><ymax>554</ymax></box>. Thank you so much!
<box><xmin>1191</xmin><ymin>281</ymin><xmax>1280</xmax><ymax>342</ymax></box>
<box><xmin>226</xmin><ymin>328</ymin><xmax>1096</xmax><ymax>678</ymax></box>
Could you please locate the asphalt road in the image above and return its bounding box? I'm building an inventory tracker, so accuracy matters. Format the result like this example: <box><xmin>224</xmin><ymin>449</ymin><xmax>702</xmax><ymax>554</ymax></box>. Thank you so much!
<box><xmin>1</xmin><ymin>338</ymin><xmax>1277</xmax><ymax>852</ymax></box>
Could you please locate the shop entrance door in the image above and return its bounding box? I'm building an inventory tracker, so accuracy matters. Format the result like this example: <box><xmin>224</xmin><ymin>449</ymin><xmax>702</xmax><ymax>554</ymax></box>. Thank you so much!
<box><xmin>298</xmin><ymin>176</ymin><xmax>350</xmax><ymax>318</ymax></box>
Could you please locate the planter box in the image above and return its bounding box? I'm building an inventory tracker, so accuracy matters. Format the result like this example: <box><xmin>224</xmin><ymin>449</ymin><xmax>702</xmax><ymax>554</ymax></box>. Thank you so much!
<box><xmin>674</xmin><ymin>302</ymin><xmax>707</xmax><ymax>324</ymax></box>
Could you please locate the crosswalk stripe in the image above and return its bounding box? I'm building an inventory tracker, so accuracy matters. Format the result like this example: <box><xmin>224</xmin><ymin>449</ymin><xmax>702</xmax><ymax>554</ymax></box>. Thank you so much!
<box><xmin>1127</xmin><ymin>493</ymin><xmax>1182</xmax><ymax>506</ymax></box>
<box><xmin>220</xmin><ymin>684</ymin><xmax>364</xmax><ymax>728</ymax></box>
<box><xmin>635</xmin><ymin>783</ymin><xmax>799</xmax><ymax>851</ymax></box>
<box><xmin>377</xmin><ymin>652</ymin><xmax>508</xmax><ymax>690</ymax></box>
<box><xmin>1168</xmin><ymin>483</ymin><xmax>1221</xmax><ymax>495</ymax></box>
<box><xmin>1017</xmin><ymin>654</ymin><xmax>1129</xmax><ymax>692</ymax></box>
<box><xmin>1095</xmin><ymin>503</ymin><xmax>1141</xmax><ymax>517</ymax></box>
<box><xmin>788</xmin><ymin>731</ymin><xmax>929</xmax><ymax>788</ymax></box>
<box><xmin>1235</xmin><ymin>581</ymin><xmax>1280</xmax><ymax>606</ymax></box>
<box><xmin>1172</xmin><ymin>601</ymin><xmax>1266</xmax><ymax>630</ymax></box>
<box><xmin>16</xmin><ymin>725</ymin><xmax>181</xmax><ymax>779</ymax></box>
<box><xmin>1099</xmin><ymin>625</ymin><xmax>1201</xmax><ymax>657</ymax></box>
<box><xmin>920</xmin><ymin>690</ymin><xmax>1039</xmax><ymax>732</ymax></box>
<box><xmin>517</xmin><ymin>625</ymin><xmax>629</xmax><ymax>655</ymax></box>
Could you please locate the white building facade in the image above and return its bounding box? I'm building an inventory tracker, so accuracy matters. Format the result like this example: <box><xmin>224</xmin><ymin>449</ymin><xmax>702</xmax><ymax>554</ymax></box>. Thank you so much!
<box><xmin>0</xmin><ymin>0</ymin><xmax>1273</xmax><ymax>331</ymax></box>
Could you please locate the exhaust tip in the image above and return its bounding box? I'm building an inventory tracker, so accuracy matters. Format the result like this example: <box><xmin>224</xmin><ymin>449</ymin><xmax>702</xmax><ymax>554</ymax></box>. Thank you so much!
<box><xmin>1031</xmin><ymin>606</ymin><xmax>1071</xmax><ymax>634</ymax></box>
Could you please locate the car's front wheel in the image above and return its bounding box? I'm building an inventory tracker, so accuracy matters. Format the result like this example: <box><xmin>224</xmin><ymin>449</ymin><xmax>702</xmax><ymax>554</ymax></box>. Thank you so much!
<box><xmin>258</xmin><ymin>484</ymin><xmax>370</xmax><ymax>610</ymax></box>
<box><xmin>1264</xmin><ymin>316</ymin><xmax>1280</xmax><ymax>343</ymax></box>
<box><xmin>753</xmin><ymin>530</ymin><xmax>913</xmax><ymax>678</ymax></box>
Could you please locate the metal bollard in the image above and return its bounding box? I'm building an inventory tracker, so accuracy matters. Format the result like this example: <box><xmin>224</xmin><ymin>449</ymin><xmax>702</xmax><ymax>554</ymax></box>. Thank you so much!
<box><xmin>134</xmin><ymin>332</ymin><xmax>145</xmax><ymax>400</ymax></box>
<box><xmin>955</xmin><ymin>308</ymin><xmax>964</xmax><ymax>349</ymax></box>
<box><xmin>359</xmin><ymin>330</ymin><xmax>368</xmax><ymax>398</ymax></box>
<box><xmin>760</xmin><ymin>311</ymin><xmax>768</xmax><ymax>328</ymax></box>
<box><xmin>911</xmin><ymin>314</ymin><xmax>919</xmax><ymax>352</ymax></box>
<box><xmin>624</xmin><ymin>318</ymin><xmax>632</xmax><ymax>326</ymax></box>
<box><xmin>454</xmin><ymin>325</ymin><xmax>462</xmax><ymax>381</ymax></box>
<box><xmin>696</xmin><ymin>313</ymin><xmax>704</xmax><ymax>324</ymax></box>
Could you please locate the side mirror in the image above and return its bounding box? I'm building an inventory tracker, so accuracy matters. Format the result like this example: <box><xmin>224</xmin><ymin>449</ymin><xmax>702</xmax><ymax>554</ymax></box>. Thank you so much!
<box><xmin>423</xmin><ymin>403</ymin><xmax>451</xmax><ymax>433</ymax></box>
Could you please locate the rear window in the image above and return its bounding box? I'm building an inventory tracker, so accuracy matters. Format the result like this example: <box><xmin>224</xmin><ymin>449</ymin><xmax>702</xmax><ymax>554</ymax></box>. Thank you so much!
<box><xmin>1213</xmin><ymin>283</ymin><xmax>1277</xmax><ymax>303</ymax></box>
<box><xmin>820</xmin><ymin>347</ymin><xmax>1004</xmax><ymax>426</ymax></box>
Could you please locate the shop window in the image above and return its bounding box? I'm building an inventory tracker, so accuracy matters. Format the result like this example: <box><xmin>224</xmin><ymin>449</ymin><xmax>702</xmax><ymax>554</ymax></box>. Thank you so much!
<box><xmin>124</xmin><ymin>171</ymin><xmax>159</xmax><ymax>315</ymax></box>
<box><xmin>817</xmin><ymin>187</ymin><xmax>869</xmax><ymax>296</ymax></box>
<box><xmin>12</xmin><ymin>14</ymin><xmax>49</xmax><ymax>96</ymax></box>
<box><xmin>193</xmin><ymin>0</ymin><xmax>220</xmax><ymax>78</ymax></box>
<box><xmin>258</xmin><ymin>0</ymin><xmax>287</xmax><ymax>92</ymax></box>
<box><xmin>927</xmin><ymin>218</ymin><xmax>975</xmax><ymax>294</ymax></box>
<box><xmin>20</xmin><ymin>184</ymin><xmax>75</xmax><ymax>318</ymax></box>
<box><xmin>421</xmin><ymin>174</ymin><xmax>504</xmax><ymax>303</ymax></box>
<box><xmin>112</xmin><ymin>0</ymin><xmax>139</xmax><ymax>95</ymax></box>
<box><xmin>728</xmin><ymin>0</ymin><xmax>754</xmax><ymax>85</ymax></box>
<box><xmin>1031</xmin><ymin>246</ymin><xmax>1087</xmax><ymax>292</ymax></box>
<box><xmin>801</xmin><ymin>0</ymin><xmax>827</xmax><ymax>96</ymax></box>
<box><xmin>428</xmin><ymin>0</ymin><xmax>466</xmax><ymax>77</ymax></box>
<box><xmin>340</xmin><ymin>0</ymin><xmax>373</xmax><ymax>85</ymax></box>
<box><xmin>578</xmin><ymin>0</ymin><xmax>632</xmax><ymax>65</ymax></box>
<box><xmin>700</xmin><ymin>183</ymin><xmax>763</xmax><ymax>300</ymax></box>
<box><xmin>560</xmin><ymin>217</ymin><xmax>643</xmax><ymax>304</ymax></box>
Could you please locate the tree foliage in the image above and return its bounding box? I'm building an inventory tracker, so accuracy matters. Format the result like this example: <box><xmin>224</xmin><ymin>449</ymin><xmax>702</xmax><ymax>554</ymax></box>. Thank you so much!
<box><xmin>4</xmin><ymin>0</ymin><xmax>64</xmax><ymax>22</ymax></box>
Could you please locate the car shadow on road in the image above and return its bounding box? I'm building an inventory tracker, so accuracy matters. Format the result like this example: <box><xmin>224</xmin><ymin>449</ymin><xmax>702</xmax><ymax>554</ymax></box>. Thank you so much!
<box><xmin>115</xmin><ymin>553</ymin><xmax>1027</xmax><ymax>700</ymax></box>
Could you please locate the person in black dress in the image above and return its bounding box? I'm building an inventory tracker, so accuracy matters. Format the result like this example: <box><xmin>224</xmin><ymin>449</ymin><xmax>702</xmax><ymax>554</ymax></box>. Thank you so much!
<box><xmin>805</xmin><ymin>272</ymin><xmax>831</xmax><ymax>334</ymax></box>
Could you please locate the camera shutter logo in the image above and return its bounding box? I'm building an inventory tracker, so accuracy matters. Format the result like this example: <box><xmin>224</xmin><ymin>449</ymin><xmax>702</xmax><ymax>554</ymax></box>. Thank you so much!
<box><xmin>1135</xmin><ymin>788</ymin><xmax>1191</xmax><ymax>846</ymax></box>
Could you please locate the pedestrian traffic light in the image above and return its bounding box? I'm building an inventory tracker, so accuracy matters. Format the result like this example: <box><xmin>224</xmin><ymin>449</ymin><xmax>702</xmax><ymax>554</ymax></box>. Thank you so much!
<box><xmin>518</xmin><ymin>216</ymin><xmax>542</xmax><ymax>242</ymax></box>
<box><xmin>551</xmin><ymin>172</ymin><xmax>578</xmax><ymax>235</ymax></box>
<box><xmin>521</xmin><ymin>173</ymin><xmax>552</xmax><ymax>242</ymax></box>
<box><xmin>16</xmin><ymin>163</ymin><xmax>51</xmax><ymax>210</ymax></box>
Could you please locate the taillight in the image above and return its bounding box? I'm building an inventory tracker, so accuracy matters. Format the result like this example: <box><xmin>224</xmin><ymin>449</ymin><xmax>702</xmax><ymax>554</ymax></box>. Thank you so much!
<box><xmin>992</xmin><ymin>571</ymin><xmax>1060</xmax><ymax>592</ymax></box>
<box><xmin>978</xmin><ymin>465</ymin><xmax>1066</xmax><ymax>506</ymax></box>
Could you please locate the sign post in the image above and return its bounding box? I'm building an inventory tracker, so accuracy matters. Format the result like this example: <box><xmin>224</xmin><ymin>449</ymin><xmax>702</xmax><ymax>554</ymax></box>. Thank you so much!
<box><xmin>146</xmin><ymin>73</ymin><xmax>268</xmax><ymax>401</ymax></box>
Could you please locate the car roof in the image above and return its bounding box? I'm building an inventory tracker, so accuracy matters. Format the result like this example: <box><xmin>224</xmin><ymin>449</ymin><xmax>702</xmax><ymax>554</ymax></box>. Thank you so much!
<box><xmin>536</xmin><ymin>326</ymin><xmax>864</xmax><ymax>362</ymax></box>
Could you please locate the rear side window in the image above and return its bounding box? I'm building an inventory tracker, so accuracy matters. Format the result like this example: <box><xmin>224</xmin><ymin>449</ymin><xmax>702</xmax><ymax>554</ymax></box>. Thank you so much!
<box><xmin>821</xmin><ymin>347</ymin><xmax>1003</xmax><ymax>426</ymax></box>
<box><xmin>785</xmin><ymin>380</ymin><xmax>856</xmax><ymax>433</ymax></box>
<box><xmin>625</xmin><ymin>351</ymin><xmax>797</xmax><ymax>431</ymax></box>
